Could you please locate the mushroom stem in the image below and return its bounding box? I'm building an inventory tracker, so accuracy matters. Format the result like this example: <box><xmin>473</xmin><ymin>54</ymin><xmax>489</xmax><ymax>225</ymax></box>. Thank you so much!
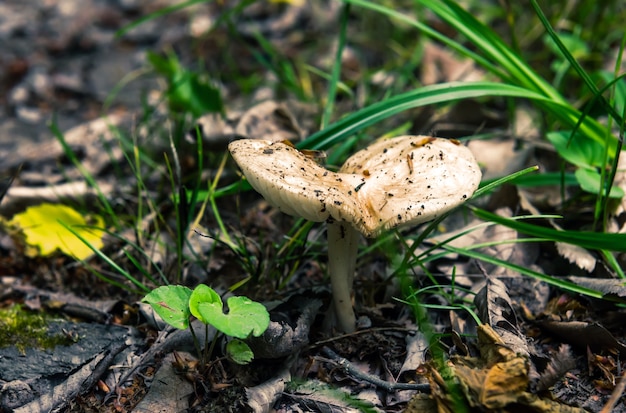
<box><xmin>327</xmin><ymin>221</ymin><xmax>359</xmax><ymax>333</ymax></box>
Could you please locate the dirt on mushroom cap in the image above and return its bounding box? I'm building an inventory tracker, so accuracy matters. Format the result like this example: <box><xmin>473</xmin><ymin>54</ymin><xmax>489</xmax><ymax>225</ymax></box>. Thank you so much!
<box><xmin>228</xmin><ymin>136</ymin><xmax>482</xmax><ymax>238</ymax></box>
<box><xmin>341</xmin><ymin>136</ymin><xmax>482</xmax><ymax>237</ymax></box>
<box><xmin>228</xmin><ymin>139</ymin><xmax>364</xmax><ymax>224</ymax></box>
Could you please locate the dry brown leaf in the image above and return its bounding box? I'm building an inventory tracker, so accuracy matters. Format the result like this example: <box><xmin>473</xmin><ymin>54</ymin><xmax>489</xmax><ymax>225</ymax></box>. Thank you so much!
<box><xmin>132</xmin><ymin>352</ymin><xmax>195</xmax><ymax>413</ymax></box>
<box><xmin>428</xmin><ymin>325</ymin><xmax>587</xmax><ymax>413</ymax></box>
<box><xmin>533</xmin><ymin>345</ymin><xmax>576</xmax><ymax>392</ymax></box>
<box><xmin>420</xmin><ymin>43</ymin><xmax>484</xmax><ymax>85</ymax></box>
<box><xmin>556</xmin><ymin>242</ymin><xmax>597</xmax><ymax>272</ymax></box>
<box><xmin>468</xmin><ymin>139</ymin><xmax>531</xmax><ymax>181</ymax></box>
<box><xmin>474</xmin><ymin>277</ymin><xmax>517</xmax><ymax>329</ymax></box>
<box><xmin>235</xmin><ymin>101</ymin><xmax>304</xmax><ymax>143</ymax></box>
<box><xmin>565</xmin><ymin>276</ymin><xmax>626</xmax><ymax>300</ymax></box>
<box><xmin>537</xmin><ymin>320</ymin><xmax>626</xmax><ymax>353</ymax></box>
<box><xmin>398</xmin><ymin>331</ymin><xmax>429</xmax><ymax>377</ymax></box>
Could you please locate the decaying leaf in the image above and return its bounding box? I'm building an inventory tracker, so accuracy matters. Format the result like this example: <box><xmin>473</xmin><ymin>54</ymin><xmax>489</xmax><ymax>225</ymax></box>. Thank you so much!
<box><xmin>454</xmin><ymin>350</ymin><xmax>529</xmax><ymax>409</ymax></box>
<box><xmin>246</xmin><ymin>297</ymin><xmax>321</xmax><ymax>359</ymax></box>
<box><xmin>132</xmin><ymin>352</ymin><xmax>195</xmax><ymax>413</ymax></box>
<box><xmin>536</xmin><ymin>320</ymin><xmax>626</xmax><ymax>353</ymax></box>
<box><xmin>474</xmin><ymin>277</ymin><xmax>517</xmax><ymax>329</ymax></box>
<box><xmin>564</xmin><ymin>276</ymin><xmax>626</xmax><ymax>300</ymax></box>
<box><xmin>8</xmin><ymin>203</ymin><xmax>105</xmax><ymax>260</ymax></box>
<box><xmin>533</xmin><ymin>345</ymin><xmax>576</xmax><ymax>392</ymax></box>
<box><xmin>246</xmin><ymin>364</ymin><xmax>291</xmax><ymax>413</ymax></box>
<box><xmin>425</xmin><ymin>325</ymin><xmax>587</xmax><ymax>413</ymax></box>
<box><xmin>474</xmin><ymin>277</ymin><xmax>530</xmax><ymax>358</ymax></box>
<box><xmin>556</xmin><ymin>242</ymin><xmax>597</xmax><ymax>272</ymax></box>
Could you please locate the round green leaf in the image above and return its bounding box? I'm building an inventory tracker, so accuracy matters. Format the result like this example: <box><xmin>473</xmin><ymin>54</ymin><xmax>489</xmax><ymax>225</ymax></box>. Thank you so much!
<box><xmin>546</xmin><ymin>131</ymin><xmax>607</xmax><ymax>170</ymax></box>
<box><xmin>196</xmin><ymin>296</ymin><xmax>270</xmax><ymax>339</ymax></box>
<box><xmin>226</xmin><ymin>339</ymin><xmax>254</xmax><ymax>365</ymax></box>
<box><xmin>189</xmin><ymin>284</ymin><xmax>222</xmax><ymax>324</ymax></box>
<box><xmin>142</xmin><ymin>285</ymin><xmax>192</xmax><ymax>330</ymax></box>
<box><xmin>575</xmin><ymin>168</ymin><xmax>624</xmax><ymax>199</ymax></box>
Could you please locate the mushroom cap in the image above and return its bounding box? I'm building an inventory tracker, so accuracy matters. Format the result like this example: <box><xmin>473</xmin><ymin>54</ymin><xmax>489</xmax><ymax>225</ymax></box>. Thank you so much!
<box><xmin>339</xmin><ymin>136</ymin><xmax>482</xmax><ymax>237</ymax></box>
<box><xmin>228</xmin><ymin>139</ymin><xmax>364</xmax><ymax>223</ymax></box>
<box><xmin>228</xmin><ymin>136</ymin><xmax>481</xmax><ymax>238</ymax></box>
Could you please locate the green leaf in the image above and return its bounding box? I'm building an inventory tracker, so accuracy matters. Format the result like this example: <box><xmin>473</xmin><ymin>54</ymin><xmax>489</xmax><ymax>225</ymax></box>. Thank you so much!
<box><xmin>592</xmin><ymin>71</ymin><xmax>626</xmax><ymax>119</ymax></box>
<box><xmin>147</xmin><ymin>51</ymin><xmax>223</xmax><ymax>117</ymax></box>
<box><xmin>544</xmin><ymin>31</ymin><xmax>589</xmax><ymax>72</ymax></box>
<box><xmin>226</xmin><ymin>339</ymin><xmax>254</xmax><ymax>365</ymax></box>
<box><xmin>169</xmin><ymin>71</ymin><xmax>223</xmax><ymax>117</ymax></box>
<box><xmin>142</xmin><ymin>285</ymin><xmax>192</xmax><ymax>330</ymax></box>
<box><xmin>190</xmin><ymin>285</ymin><xmax>270</xmax><ymax>338</ymax></box>
<box><xmin>9</xmin><ymin>203</ymin><xmax>105</xmax><ymax>260</ymax></box>
<box><xmin>546</xmin><ymin>131</ymin><xmax>607</xmax><ymax>170</ymax></box>
<box><xmin>188</xmin><ymin>284</ymin><xmax>223</xmax><ymax>324</ymax></box>
<box><xmin>146</xmin><ymin>51</ymin><xmax>176</xmax><ymax>77</ymax></box>
<box><xmin>575</xmin><ymin>168</ymin><xmax>624</xmax><ymax>199</ymax></box>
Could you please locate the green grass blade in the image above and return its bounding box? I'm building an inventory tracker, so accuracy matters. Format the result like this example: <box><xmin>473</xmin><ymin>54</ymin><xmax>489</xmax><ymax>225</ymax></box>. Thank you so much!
<box><xmin>474</xmin><ymin>166</ymin><xmax>539</xmax><ymax>198</ymax></box>
<box><xmin>530</xmin><ymin>0</ymin><xmax>623</xmax><ymax>125</ymax></box>
<box><xmin>50</xmin><ymin>120</ymin><xmax>120</xmax><ymax>228</ymax></box>
<box><xmin>472</xmin><ymin>207</ymin><xmax>626</xmax><ymax>252</ymax></box>
<box><xmin>115</xmin><ymin>0</ymin><xmax>208</xmax><ymax>38</ymax></box>
<box><xmin>301</xmin><ymin>82</ymin><xmax>605</xmax><ymax>150</ymax></box>
<box><xmin>342</xmin><ymin>0</ymin><xmax>617</xmax><ymax>154</ymax></box>
<box><xmin>442</xmin><ymin>243</ymin><xmax>605</xmax><ymax>300</ymax></box>
<box><xmin>321</xmin><ymin>3</ymin><xmax>350</xmax><ymax>129</ymax></box>
<box><xmin>61</xmin><ymin>222</ymin><xmax>151</xmax><ymax>293</ymax></box>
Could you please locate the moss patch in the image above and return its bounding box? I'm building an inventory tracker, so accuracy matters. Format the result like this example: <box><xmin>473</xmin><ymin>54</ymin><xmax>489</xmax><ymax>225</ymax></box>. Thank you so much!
<box><xmin>0</xmin><ymin>304</ymin><xmax>75</xmax><ymax>353</ymax></box>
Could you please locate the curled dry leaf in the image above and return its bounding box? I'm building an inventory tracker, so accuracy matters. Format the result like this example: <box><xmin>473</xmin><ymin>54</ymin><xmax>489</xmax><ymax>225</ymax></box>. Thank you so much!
<box><xmin>474</xmin><ymin>277</ymin><xmax>519</xmax><ymax>331</ymax></box>
<box><xmin>536</xmin><ymin>320</ymin><xmax>626</xmax><ymax>353</ymax></box>
<box><xmin>235</xmin><ymin>101</ymin><xmax>304</xmax><ymax>142</ymax></box>
<box><xmin>474</xmin><ymin>278</ymin><xmax>530</xmax><ymax>359</ymax></box>
<box><xmin>433</xmin><ymin>325</ymin><xmax>587</xmax><ymax>413</ymax></box>
<box><xmin>533</xmin><ymin>345</ymin><xmax>576</xmax><ymax>392</ymax></box>
<box><xmin>245</xmin><ymin>364</ymin><xmax>291</xmax><ymax>413</ymax></box>
<box><xmin>556</xmin><ymin>242</ymin><xmax>597</xmax><ymax>273</ymax></box>
<box><xmin>246</xmin><ymin>298</ymin><xmax>321</xmax><ymax>359</ymax></box>
<box><xmin>564</xmin><ymin>276</ymin><xmax>626</xmax><ymax>300</ymax></box>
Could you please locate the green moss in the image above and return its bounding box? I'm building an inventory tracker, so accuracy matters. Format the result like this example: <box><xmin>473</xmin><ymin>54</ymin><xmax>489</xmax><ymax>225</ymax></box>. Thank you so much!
<box><xmin>0</xmin><ymin>304</ymin><xmax>75</xmax><ymax>354</ymax></box>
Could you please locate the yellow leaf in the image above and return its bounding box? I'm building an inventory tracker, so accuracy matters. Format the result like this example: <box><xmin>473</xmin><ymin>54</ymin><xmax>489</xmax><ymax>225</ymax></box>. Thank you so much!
<box><xmin>269</xmin><ymin>0</ymin><xmax>304</xmax><ymax>5</ymax></box>
<box><xmin>10</xmin><ymin>203</ymin><xmax>105</xmax><ymax>260</ymax></box>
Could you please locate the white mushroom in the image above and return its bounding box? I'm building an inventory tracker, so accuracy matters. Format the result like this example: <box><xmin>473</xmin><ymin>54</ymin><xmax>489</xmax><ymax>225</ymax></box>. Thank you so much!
<box><xmin>228</xmin><ymin>136</ymin><xmax>482</xmax><ymax>333</ymax></box>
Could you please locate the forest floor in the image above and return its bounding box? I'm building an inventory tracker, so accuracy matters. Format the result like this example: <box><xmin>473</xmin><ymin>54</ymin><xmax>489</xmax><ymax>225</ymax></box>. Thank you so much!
<box><xmin>1</xmin><ymin>1</ymin><xmax>626</xmax><ymax>412</ymax></box>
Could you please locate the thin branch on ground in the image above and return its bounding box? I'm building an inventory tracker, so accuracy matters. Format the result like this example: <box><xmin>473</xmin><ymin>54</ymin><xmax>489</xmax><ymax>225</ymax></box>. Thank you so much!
<box><xmin>320</xmin><ymin>347</ymin><xmax>430</xmax><ymax>393</ymax></box>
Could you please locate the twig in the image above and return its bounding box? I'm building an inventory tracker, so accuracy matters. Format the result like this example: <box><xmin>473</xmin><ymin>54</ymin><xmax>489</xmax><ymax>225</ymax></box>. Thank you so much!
<box><xmin>600</xmin><ymin>369</ymin><xmax>626</xmax><ymax>413</ymax></box>
<box><xmin>320</xmin><ymin>347</ymin><xmax>430</xmax><ymax>393</ymax></box>
<box><xmin>309</xmin><ymin>326</ymin><xmax>417</xmax><ymax>350</ymax></box>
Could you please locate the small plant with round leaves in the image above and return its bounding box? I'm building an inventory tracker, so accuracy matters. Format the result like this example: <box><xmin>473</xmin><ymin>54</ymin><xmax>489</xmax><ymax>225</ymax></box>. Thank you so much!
<box><xmin>143</xmin><ymin>284</ymin><xmax>270</xmax><ymax>365</ymax></box>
